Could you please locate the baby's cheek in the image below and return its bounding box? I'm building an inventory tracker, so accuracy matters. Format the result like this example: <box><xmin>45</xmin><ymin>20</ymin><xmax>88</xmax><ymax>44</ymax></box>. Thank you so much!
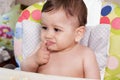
<box><xmin>57</xmin><ymin>41</ymin><xmax>68</xmax><ymax>48</ymax></box>
<box><xmin>40</xmin><ymin>33</ymin><xmax>45</xmax><ymax>40</ymax></box>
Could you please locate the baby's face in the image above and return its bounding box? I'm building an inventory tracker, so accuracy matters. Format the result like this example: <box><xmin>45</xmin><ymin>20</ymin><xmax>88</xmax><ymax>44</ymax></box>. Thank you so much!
<box><xmin>41</xmin><ymin>9</ymin><xmax>81</xmax><ymax>52</ymax></box>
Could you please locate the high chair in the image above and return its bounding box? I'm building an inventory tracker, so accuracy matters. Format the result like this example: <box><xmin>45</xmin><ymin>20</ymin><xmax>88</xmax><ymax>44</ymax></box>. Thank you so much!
<box><xmin>13</xmin><ymin>1</ymin><xmax>120</xmax><ymax>80</ymax></box>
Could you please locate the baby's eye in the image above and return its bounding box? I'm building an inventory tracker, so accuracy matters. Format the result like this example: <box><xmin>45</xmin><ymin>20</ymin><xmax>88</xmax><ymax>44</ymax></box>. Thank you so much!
<box><xmin>54</xmin><ymin>28</ymin><xmax>61</xmax><ymax>32</ymax></box>
<box><xmin>41</xmin><ymin>26</ymin><xmax>48</xmax><ymax>30</ymax></box>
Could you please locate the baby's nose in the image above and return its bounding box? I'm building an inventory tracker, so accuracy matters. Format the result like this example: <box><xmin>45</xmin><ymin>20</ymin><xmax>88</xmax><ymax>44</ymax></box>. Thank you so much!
<box><xmin>45</xmin><ymin>31</ymin><xmax>54</xmax><ymax>39</ymax></box>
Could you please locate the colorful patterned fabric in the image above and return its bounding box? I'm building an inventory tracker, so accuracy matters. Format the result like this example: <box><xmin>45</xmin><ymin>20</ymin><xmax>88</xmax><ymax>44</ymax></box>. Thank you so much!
<box><xmin>100</xmin><ymin>2</ymin><xmax>120</xmax><ymax>80</ymax></box>
<box><xmin>14</xmin><ymin>2</ymin><xmax>44</xmax><ymax>66</ymax></box>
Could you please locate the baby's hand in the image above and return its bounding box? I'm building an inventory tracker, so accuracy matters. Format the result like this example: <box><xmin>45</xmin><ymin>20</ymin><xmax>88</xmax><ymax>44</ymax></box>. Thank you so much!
<box><xmin>20</xmin><ymin>42</ymin><xmax>50</xmax><ymax>72</ymax></box>
<box><xmin>34</xmin><ymin>42</ymin><xmax>50</xmax><ymax>66</ymax></box>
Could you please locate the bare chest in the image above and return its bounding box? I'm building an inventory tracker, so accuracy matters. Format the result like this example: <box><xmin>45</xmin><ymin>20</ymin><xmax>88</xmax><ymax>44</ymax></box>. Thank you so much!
<box><xmin>38</xmin><ymin>54</ymin><xmax>84</xmax><ymax>77</ymax></box>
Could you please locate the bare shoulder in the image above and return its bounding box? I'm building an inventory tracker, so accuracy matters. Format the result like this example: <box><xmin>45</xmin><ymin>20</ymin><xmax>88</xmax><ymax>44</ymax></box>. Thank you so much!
<box><xmin>77</xmin><ymin>45</ymin><xmax>96</xmax><ymax>59</ymax></box>
<box><xmin>78</xmin><ymin>45</ymin><xmax>100</xmax><ymax>79</ymax></box>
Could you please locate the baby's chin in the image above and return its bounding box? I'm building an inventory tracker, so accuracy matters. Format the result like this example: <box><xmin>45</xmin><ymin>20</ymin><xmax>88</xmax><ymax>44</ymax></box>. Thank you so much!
<box><xmin>48</xmin><ymin>48</ymin><xmax>59</xmax><ymax>53</ymax></box>
<box><xmin>47</xmin><ymin>47</ymin><xmax>62</xmax><ymax>53</ymax></box>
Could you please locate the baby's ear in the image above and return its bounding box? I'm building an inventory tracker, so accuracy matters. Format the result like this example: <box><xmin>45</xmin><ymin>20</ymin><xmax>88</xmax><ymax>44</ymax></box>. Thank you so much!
<box><xmin>75</xmin><ymin>26</ymin><xmax>85</xmax><ymax>42</ymax></box>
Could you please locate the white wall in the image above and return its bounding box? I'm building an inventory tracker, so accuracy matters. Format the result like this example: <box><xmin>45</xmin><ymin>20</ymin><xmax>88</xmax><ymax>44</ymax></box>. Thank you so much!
<box><xmin>84</xmin><ymin>0</ymin><xmax>102</xmax><ymax>26</ymax></box>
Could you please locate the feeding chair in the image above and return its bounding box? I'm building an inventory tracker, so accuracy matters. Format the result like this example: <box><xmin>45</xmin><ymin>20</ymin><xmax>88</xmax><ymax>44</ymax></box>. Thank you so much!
<box><xmin>13</xmin><ymin>1</ymin><xmax>120</xmax><ymax>80</ymax></box>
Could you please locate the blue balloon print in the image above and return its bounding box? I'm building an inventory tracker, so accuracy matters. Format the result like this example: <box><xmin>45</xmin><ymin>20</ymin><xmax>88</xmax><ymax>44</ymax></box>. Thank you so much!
<box><xmin>15</xmin><ymin>27</ymin><xmax>23</xmax><ymax>39</ymax></box>
<box><xmin>101</xmin><ymin>5</ymin><xmax>112</xmax><ymax>16</ymax></box>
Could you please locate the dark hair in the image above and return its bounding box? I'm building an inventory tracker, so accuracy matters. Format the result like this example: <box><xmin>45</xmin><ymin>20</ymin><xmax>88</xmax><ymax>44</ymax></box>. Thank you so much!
<box><xmin>42</xmin><ymin>0</ymin><xmax>87</xmax><ymax>26</ymax></box>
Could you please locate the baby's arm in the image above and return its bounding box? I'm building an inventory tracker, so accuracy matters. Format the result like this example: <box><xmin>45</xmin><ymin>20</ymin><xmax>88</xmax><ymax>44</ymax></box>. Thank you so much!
<box><xmin>83</xmin><ymin>49</ymin><xmax>100</xmax><ymax>79</ymax></box>
<box><xmin>20</xmin><ymin>42</ymin><xmax>50</xmax><ymax>72</ymax></box>
<box><xmin>20</xmin><ymin>53</ymin><xmax>39</xmax><ymax>72</ymax></box>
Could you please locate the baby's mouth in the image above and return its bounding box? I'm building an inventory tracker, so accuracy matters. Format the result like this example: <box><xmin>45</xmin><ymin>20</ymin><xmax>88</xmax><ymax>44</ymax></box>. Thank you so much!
<box><xmin>46</xmin><ymin>41</ymin><xmax>55</xmax><ymax>46</ymax></box>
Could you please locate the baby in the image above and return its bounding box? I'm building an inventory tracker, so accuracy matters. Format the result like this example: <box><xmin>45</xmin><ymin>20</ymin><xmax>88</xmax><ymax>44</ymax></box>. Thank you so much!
<box><xmin>21</xmin><ymin>0</ymin><xmax>100</xmax><ymax>79</ymax></box>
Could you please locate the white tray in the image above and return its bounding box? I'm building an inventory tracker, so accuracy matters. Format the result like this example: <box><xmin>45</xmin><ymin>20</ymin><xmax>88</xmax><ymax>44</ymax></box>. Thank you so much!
<box><xmin>0</xmin><ymin>68</ymin><xmax>99</xmax><ymax>80</ymax></box>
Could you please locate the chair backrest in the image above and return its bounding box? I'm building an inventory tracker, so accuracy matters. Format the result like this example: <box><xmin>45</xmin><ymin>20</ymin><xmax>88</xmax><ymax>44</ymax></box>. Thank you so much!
<box><xmin>14</xmin><ymin>2</ymin><xmax>45</xmax><ymax>66</ymax></box>
<box><xmin>100</xmin><ymin>1</ymin><xmax>120</xmax><ymax>80</ymax></box>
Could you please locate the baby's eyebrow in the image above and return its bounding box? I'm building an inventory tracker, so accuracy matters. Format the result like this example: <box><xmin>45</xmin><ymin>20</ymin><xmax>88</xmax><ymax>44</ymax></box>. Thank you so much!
<box><xmin>53</xmin><ymin>24</ymin><xmax>64</xmax><ymax>29</ymax></box>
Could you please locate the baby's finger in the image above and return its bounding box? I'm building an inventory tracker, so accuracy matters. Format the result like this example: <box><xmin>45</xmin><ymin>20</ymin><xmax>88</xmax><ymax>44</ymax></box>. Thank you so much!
<box><xmin>40</xmin><ymin>41</ymin><xmax>49</xmax><ymax>52</ymax></box>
